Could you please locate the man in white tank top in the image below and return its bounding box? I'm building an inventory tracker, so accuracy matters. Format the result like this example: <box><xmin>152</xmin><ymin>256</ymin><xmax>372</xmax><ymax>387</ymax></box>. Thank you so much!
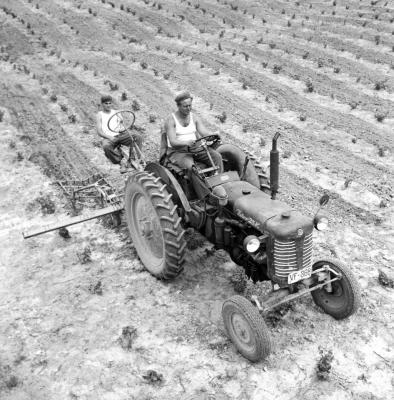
<box><xmin>164</xmin><ymin>91</ymin><xmax>223</xmax><ymax>174</ymax></box>
<box><xmin>96</xmin><ymin>95</ymin><xmax>142</xmax><ymax>171</ymax></box>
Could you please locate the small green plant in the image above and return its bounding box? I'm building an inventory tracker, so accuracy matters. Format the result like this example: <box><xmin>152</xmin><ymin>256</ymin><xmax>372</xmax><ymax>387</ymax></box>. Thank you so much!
<box><xmin>215</xmin><ymin>111</ymin><xmax>227</xmax><ymax>123</ymax></box>
<box><xmin>269</xmin><ymin>42</ymin><xmax>276</xmax><ymax>49</ymax></box>
<box><xmin>299</xmin><ymin>114</ymin><xmax>306</xmax><ymax>121</ymax></box>
<box><xmin>333</xmin><ymin>67</ymin><xmax>340</xmax><ymax>73</ymax></box>
<box><xmin>349</xmin><ymin>101</ymin><xmax>358</xmax><ymax>110</ymax></box>
<box><xmin>378</xmin><ymin>269</ymin><xmax>394</xmax><ymax>287</ymax></box>
<box><xmin>50</xmin><ymin>94</ymin><xmax>57</xmax><ymax>102</ymax></box>
<box><xmin>149</xmin><ymin>114</ymin><xmax>157</xmax><ymax>123</ymax></box>
<box><xmin>121</xmin><ymin>92</ymin><xmax>127</xmax><ymax>101</ymax></box>
<box><xmin>132</xmin><ymin>100</ymin><xmax>140</xmax><ymax>111</ymax></box>
<box><xmin>242</xmin><ymin>81</ymin><xmax>248</xmax><ymax>90</ymax></box>
<box><xmin>344</xmin><ymin>177</ymin><xmax>352</xmax><ymax>189</ymax></box>
<box><xmin>316</xmin><ymin>348</ymin><xmax>334</xmax><ymax>380</ymax></box>
<box><xmin>0</xmin><ymin>110</ymin><xmax>4</xmax><ymax>122</ymax></box>
<box><xmin>109</xmin><ymin>82</ymin><xmax>119</xmax><ymax>91</ymax></box>
<box><xmin>68</xmin><ymin>114</ymin><xmax>77</xmax><ymax>123</ymax></box>
<box><xmin>89</xmin><ymin>280</ymin><xmax>103</xmax><ymax>295</ymax></box>
<box><xmin>302</xmin><ymin>51</ymin><xmax>309</xmax><ymax>59</ymax></box>
<box><xmin>30</xmin><ymin>194</ymin><xmax>56</xmax><ymax>214</ymax></box>
<box><xmin>5</xmin><ymin>375</ymin><xmax>19</xmax><ymax>389</ymax></box>
<box><xmin>374</xmin><ymin>81</ymin><xmax>386</xmax><ymax>91</ymax></box>
<box><xmin>374</xmin><ymin>111</ymin><xmax>388</xmax><ymax>122</ymax></box>
<box><xmin>77</xmin><ymin>246</ymin><xmax>92</xmax><ymax>264</ymax></box>
<box><xmin>140</xmin><ymin>61</ymin><xmax>148</xmax><ymax>69</ymax></box>
<box><xmin>272</xmin><ymin>64</ymin><xmax>282</xmax><ymax>74</ymax></box>
<box><xmin>305</xmin><ymin>80</ymin><xmax>314</xmax><ymax>93</ymax></box>
<box><xmin>60</xmin><ymin>104</ymin><xmax>68</xmax><ymax>112</ymax></box>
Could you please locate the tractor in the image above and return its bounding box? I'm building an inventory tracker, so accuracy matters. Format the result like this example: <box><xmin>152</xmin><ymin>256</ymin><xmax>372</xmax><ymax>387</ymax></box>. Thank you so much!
<box><xmin>23</xmin><ymin>110</ymin><xmax>360</xmax><ymax>362</ymax></box>
<box><xmin>118</xmin><ymin>111</ymin><xmax>361</xmax><ymax>362</ymax></box>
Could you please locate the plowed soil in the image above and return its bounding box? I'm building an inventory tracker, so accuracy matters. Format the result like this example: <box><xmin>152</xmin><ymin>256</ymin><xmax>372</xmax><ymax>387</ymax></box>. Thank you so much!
<box><xmin>0</xmin><ymin>1</ymin><xmax>393</xmax><ymax>400</ymax></box>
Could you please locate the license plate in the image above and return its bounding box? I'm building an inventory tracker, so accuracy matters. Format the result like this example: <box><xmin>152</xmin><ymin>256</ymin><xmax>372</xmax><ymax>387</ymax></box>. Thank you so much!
<box><xmin>288</xmin><ymin>265</ymin><xmax>312</xmax><ymax>284</ymax></box>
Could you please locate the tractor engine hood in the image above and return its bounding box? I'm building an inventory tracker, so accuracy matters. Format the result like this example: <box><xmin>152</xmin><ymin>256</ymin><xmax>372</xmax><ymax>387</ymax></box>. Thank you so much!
<box><xmin>220</xmin><ymin>181</ymin><xmax>313</xmax><ymax>239</ymax></box>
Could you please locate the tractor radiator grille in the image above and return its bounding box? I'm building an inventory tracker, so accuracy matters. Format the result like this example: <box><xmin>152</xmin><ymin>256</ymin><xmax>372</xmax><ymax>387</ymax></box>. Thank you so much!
<box><xmin>273</xmin><ymin>233</ymin><xmax>313</xmax><ymax>278</ymax></box>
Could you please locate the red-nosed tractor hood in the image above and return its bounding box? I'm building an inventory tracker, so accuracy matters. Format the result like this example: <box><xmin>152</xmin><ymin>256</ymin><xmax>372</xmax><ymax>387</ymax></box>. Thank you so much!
<box><xmin>221</xmin><ymin>181</ymin><xmax>313</xmax><ymax>239</ymax></box>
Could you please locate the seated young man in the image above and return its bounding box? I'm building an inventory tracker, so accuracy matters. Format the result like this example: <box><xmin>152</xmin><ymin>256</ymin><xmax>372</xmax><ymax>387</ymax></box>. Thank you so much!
<box><xmin>164</xmin><ymin>91</ymin><xmax>223</xmax><ymax>175</ymax></box>
<box><xmin>96</xmin><ymin>95</ymin><xmax>142</xmax><ymax>173</ymax></box>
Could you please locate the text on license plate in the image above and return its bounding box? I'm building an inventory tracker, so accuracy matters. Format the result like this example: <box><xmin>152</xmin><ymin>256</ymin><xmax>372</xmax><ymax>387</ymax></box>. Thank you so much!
<box><xmin>288</xmin><ymin>265</ymin><xmax>312</xmax><ymax>284</ymax></box>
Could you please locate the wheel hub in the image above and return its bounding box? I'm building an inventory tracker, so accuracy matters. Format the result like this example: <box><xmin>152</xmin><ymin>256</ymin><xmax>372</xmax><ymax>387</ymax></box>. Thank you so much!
<box><xmin>232</xmin><ymin>314</ymin><xmax>252</xmax><ymax>345</ymax></box>
<box><xmin>140</xmin><ymin>219</ymin><xmax>153</xmax><ymax>237</ymax></box>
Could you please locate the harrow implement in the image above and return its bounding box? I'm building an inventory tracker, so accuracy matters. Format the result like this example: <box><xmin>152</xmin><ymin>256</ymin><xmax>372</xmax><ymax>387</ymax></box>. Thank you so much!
<box><xmin>22</xmin><ymin>174</ymin><xmax>124</xmax><ymax>239</ymax></box>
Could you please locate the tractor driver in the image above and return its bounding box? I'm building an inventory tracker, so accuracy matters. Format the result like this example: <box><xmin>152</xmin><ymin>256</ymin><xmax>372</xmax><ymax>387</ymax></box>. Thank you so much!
<box><xmin>164</xmin><ymin>91</ymin><xmax>224</xmax><ymax>175</ymax></box>
<box><xmin>96</xmin><ymin>95</ymin><xmax>143</xmax><ymax>173</ymax></box>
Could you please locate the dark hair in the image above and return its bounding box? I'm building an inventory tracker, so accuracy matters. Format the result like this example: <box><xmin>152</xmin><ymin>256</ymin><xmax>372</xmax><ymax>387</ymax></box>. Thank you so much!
<box><xmin>101</xmin><ymin>95</ymin><xmax>113</xmax><ymax>104</ymax></box>
<box><xmin>175</xmin><ymin>91</ymin><xmax>193</xmax><ymax>105</ymax></box>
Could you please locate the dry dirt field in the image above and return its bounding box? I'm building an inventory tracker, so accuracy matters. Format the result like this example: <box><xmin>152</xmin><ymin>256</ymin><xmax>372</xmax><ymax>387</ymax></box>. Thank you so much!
<box><xmin>0</xmin><ymin>0</ymin><xmax>393</xmax><ymax>399</ymax></box>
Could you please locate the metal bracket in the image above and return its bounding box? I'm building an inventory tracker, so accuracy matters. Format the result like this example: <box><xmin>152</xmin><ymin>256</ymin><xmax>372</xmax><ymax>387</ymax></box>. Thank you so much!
<box><xmin>253</xmin><ymin>267</ymin><xmax>341</xmax><ymax>313</ymax></box>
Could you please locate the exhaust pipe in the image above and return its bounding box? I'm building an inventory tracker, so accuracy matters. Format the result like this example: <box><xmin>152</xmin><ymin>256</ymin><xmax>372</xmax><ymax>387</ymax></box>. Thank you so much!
<box><xmin>270</xmin><ymin>132</ymin><xmax>280</xmax><ymax>200</ymax></box>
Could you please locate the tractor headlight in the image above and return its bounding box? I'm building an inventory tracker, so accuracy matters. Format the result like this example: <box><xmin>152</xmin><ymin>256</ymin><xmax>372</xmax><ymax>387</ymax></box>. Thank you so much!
<box><xmin>243</xmin><ymin>235</ymin><xmax>260</xmax><ymax>253</ymax></box>
<box><xmin>314</xmin><ymin>215</ymin><xmax>329</xmax><ymax>231</ymax></box>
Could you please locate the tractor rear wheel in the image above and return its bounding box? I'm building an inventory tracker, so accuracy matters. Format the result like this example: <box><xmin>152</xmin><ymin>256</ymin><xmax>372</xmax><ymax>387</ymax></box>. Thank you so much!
<box><xmin>222</xmin><ymin>295</ymin><xmax>272</xmax><ymax>362</ymax></box>
<box><xmin>311</xmin><ymin>259</ymin><xmax>360</xmax><ymax>319</ymax></box>
<box><xmin>124</xmin><ymin>171</ymin><xmax>186</xmax><ymax>279</ymax></box>
<box><xmin>243</xmin><ymin>150</ymin><xmax>270</xmax><ymax>192</ymax></box>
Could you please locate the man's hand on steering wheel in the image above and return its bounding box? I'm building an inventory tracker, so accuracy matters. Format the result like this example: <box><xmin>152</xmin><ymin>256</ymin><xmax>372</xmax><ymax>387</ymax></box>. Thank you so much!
<box><xmin>189</xmin><ymin>134</ymin><xmax>221</xmax><ymax>152</ymax></box>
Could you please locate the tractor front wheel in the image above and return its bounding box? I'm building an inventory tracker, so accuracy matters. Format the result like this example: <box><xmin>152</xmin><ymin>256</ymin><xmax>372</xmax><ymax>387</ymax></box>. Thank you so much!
<box><xmin>311</xmin><ymin>259</ymin><xmax>360</xmax><ymax>319</ymax></box>
<box><xmin>222</xmin><ymin>295</ymin><xmax>272</xmax><ymax>362</ymax></box>
<box><xmin>124</xmin><ymin>171</ymin><xmax>186</xmax><ymax>279</ymax></box>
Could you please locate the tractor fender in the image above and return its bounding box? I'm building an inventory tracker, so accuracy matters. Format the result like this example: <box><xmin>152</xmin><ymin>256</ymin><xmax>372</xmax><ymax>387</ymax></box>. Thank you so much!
<box><xmin>216</xmin><ymin>143</ymin><xmax>260</xmax><ymax>188</ymax></box>
<box><xmin>145</xmin><ymin>162</ymin><xmax>192</xmax><ymax>213</ymax></box>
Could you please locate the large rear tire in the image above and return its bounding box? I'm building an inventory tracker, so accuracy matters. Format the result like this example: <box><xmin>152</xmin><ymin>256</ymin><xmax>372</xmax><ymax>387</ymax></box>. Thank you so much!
<box><xmin>124</xmin><ymin>171</ymin><xmax>186</xmax><ymax>279</ymax></box>
<box><xmin>311</xmin><ymin>259</ymin><xmax>360</xmax><ymax>319</ymax></box>
<box><xmin>243</xmin><ymin>149</ymin><xmax>270</xmax><ymax>192</ymax></box>
<box><xmin>222</xmin><ymin>295</ymin><xmax>272</xmax><ymax>362</ymax></box>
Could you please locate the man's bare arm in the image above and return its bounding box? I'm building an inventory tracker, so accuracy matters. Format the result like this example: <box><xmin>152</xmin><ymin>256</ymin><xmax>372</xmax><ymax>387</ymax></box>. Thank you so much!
<box><xmin>194</xmin><ymin>114</ymin><xmax>212</xmax><ymax>139</ymax></box>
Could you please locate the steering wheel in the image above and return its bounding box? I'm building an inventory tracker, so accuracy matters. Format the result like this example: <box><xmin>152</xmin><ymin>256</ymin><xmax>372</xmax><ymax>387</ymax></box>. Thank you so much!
<box><xmin>107</xmin><ymin>110</ymin><xmax>135</xmax><ymax>134</ymax></box>
<box><xmin>193</xmin><ymin>134</ymin><xmax>221</xmax><ymax>149</ymax></box>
